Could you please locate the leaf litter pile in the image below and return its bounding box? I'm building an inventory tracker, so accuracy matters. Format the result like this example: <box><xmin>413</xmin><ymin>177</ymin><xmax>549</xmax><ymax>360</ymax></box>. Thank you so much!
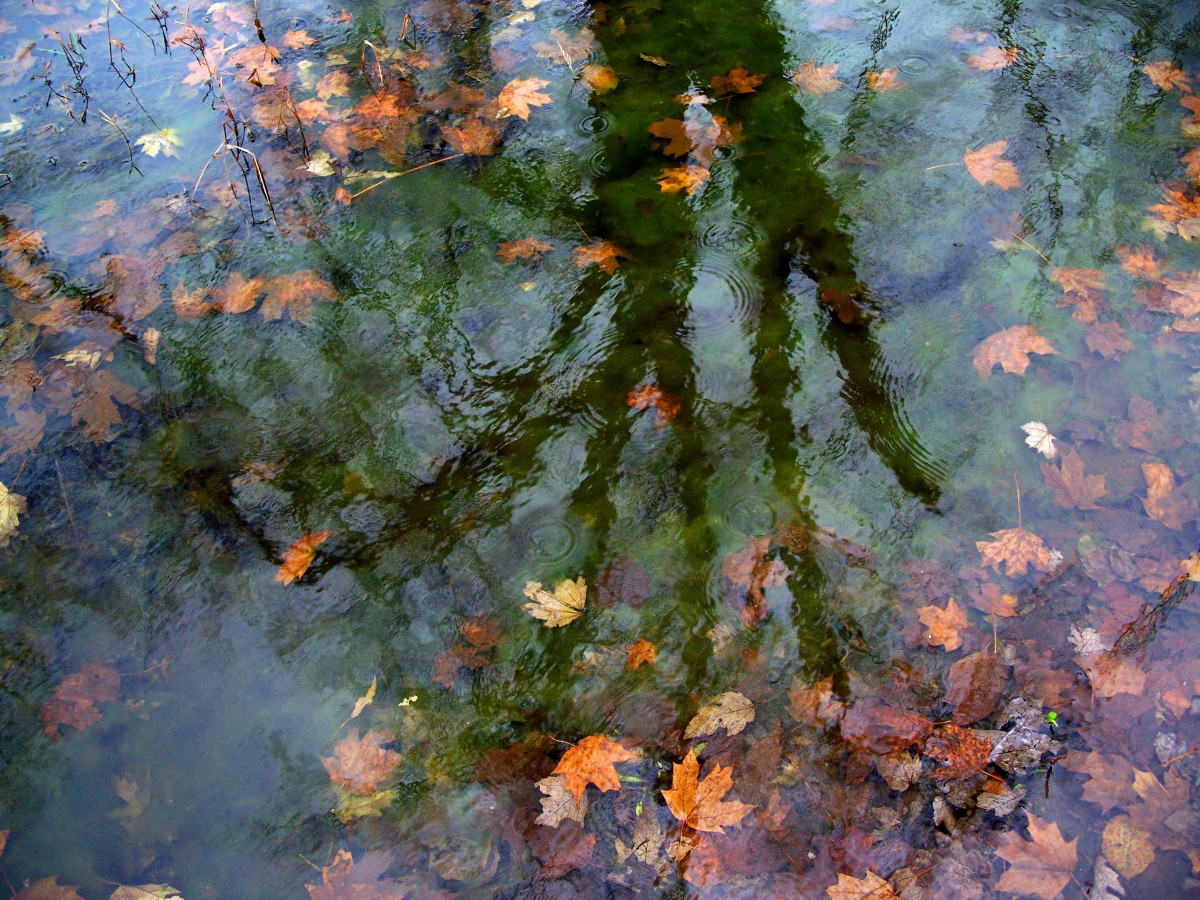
<box><xmin>2</xmin><ymin>0</ymin><xmax>1200</xmax><ymax>898</ymax></box>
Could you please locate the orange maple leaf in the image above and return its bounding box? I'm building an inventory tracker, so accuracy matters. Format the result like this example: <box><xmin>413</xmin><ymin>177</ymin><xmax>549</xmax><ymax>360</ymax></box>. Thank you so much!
<box><xmin>316</xmin><ymin>70</ymin><xmax>352</xmax><ymax>100</ymax></box>
<box><xmin>628</xmin><ymin>384</ymin><xmax>682</xmax><ymax>424</ymax></box>
<box><xmin>976</xmin><ymin>528</ymin><xmax>1059</xmax><ymax>577</ymax></box>
<box><xmin>710</xmin><ymin>65</ymin><xmax>765</xmax><ymax>94</ymax></box>
<box><xmin>917</xmin><ymin>598</ymin><xmax>968</xmax><ymax>651</ymax></box>
<box><xmin>964</xmin><ymin>140</ymin><xmax>1022</xmax><ymax>189</ymax></box>
<box><xmin>1116</xmin><ymin>245</ymin><xmax>1161</xmax><ymax>278</ymax></box>
<box><xmin>574</xmin><ymin>241</ymin><xmax>626</xmax><ymax>275</ymax></box>
<box><xmin>791</xmin><ymin>61</ymin><xmax>842</xmax><ymax>95</ymax></box>
<box><xmin>994</xmin><ymin>813</ymin><xmax>1078</xmax><ymax>900</ymax></box>
<box><xmin>582</xmin><ymin>64</ymin><xmax>618</xmax><ymax>93</ymax></box>
<box><xmin>276</xmin><ymin>530</ymin><xmax>335</xmax><ymax>584</ymax></box>
<box><xmin>532</xmin><ymin>28</ymin><xmax>594</xmax><ymax>65</ymax></box>
<box><xmin>967</xmin><ymin>46</ymin><xmax>1017</xmax><ymax>71</ymax></box>
<box><xmin>662</xmin><ymin>751</ymin><xmax>753</xmax><ymax>833</ymax></box>
<box><xmin>648</xmin><ymin>116</ymin><xmax>742</xmax><ymax>166</ymax></box>
<box><xmin>924</xmin><ymin>725</ymin><xmax>990</xmax><ymax>779</ymax></box>
<box><xmin>321</xmin><ymin>728</ymin><xmax>402</xmax><ymax>794</ymax></box>
<box><xmin>865</xmin><ymin>68</ymin><xmax>903</xmax><ymax>91</ymax></box>
<box><xmin>498</xmin><ymin>77</ymin><xmax>551</xmax><ymax>120</ymax></box>
<box><xmin>552</xmin><ymin>735</ymin><xmax>638</xmax><ymax>801</ymax></box>
<box><xmin>497</xmin><ymin>237</ymin><xmax>554</xmax><ymax>263</ymax></box>
<box><xmin>657</xmin><ymin>164</ymin><xmax>711</xmax><ymax>195</ymax></box>
<box><xmin>1143</xmin><ymin>60</ymin><xmax>1192</xmax><ymax>93</ymax></box>
<box><xmin>1085</xmin><ymin>321</ymin><xmax>1133</xmax><ymax>358</ymax></box>
<box><xmin>211</xmin><ymin>272</ymin><xmax>264</xmax><ymax>314</ymax></box>
<box><xmin>625</xmin><ymin>638</ymin><xmax>657</xmax><ymax>671</ymax></box>
<box><xmin>442</xmin><ymin>118</ymin><xmax>501</xmax><ymax>155</ymax></box>
<box><xmin>972</xmin><ymin>325</ymin><xmax>1057</xmax><ymax>378</ymax></box>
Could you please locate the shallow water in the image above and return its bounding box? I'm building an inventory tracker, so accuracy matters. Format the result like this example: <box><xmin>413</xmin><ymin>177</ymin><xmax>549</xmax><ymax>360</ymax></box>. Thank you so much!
<box><xmin>2</xmin><ymin>0</ymin><xmax>1200</xmax><ymax>897</ymax></box>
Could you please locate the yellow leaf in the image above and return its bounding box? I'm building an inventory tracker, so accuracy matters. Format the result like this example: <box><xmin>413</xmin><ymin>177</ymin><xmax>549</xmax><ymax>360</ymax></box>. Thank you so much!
<box><xmin>523</xmin><ymin>576</ymin><xmax>587</xmax><ymax>626</ymax></box>
<box><xmin>351</xmin><ymin>676</ymin><xmax>376</xmax><ymax>718</ymax></box>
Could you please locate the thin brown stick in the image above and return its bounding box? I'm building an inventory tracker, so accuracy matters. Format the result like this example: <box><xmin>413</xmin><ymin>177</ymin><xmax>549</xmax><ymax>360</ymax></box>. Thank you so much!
<box><xmin>1013</xmin><ymin>471</ymin><xmax>1022</xmax><ymax>530</ymax></box>
<box><xmin>924</xmin><ymin>161</ymin><xmax>964</xmax><ymax>171</ymax></box>
<box><xmin>1015</xmin><ymin>233</ymin><xmax>1052</xmax><ymax>264</ymax></box>
<box><xmin>54</xmin><ymin>456</ymin><xmax>80</xmax><ymax>541</ymax></box>
<box><xmin>343</xmin><ymin>153</ymin><xmax>465</xmax><ymax>202</ymax></box>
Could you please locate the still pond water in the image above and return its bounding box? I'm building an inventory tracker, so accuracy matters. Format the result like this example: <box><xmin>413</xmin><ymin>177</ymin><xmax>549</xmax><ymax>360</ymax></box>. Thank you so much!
<box><xmin>2</xmin><ymin>0</ymin><xmax>1200</xmax><ymax>896</ymax></box>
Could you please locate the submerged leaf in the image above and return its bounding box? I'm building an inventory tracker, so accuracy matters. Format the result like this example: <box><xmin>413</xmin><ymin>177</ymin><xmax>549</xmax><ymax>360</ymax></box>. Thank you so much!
<box><xmin>497</xmin><ymin>77</ymin><xmax>551</xmax><ymax>120</ymax></box>
<box><xmin>276</xmin><ymin>531</ymin><xmax>334</xmax><ymax>584</ymax></box>
<box><xmin>972</xmin><ymin>325</ymin><xmax>1057</xmax><ymax>378</ymax></box>
<box><xmin>994</xmin><ymin>814</ymin><xmax>1078</xmax><ymax>900</ymax></box>
<box><xmin>551</xmin><ymin>734</ymin><xmax>637</xmax><ymax>800</ymax></box>
<box><xmin>683</xmin><ymin>691</ymin><xmax>755</xmax><ymax>739</ymax></box>
<box><xmin>662</xmin><ymin>751</ymin><xmax>753</xmax><ymax>833</ymax></box>
<box><xmin>964</xmin><ymin>140</ymin><xmax>1022</xmax><ymax>189</ymax></box>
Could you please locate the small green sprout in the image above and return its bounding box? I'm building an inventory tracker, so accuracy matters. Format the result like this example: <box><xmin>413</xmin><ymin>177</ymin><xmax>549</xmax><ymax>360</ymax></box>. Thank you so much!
<box><xmin>1045</xmin><ymin>710</ymin><xmax>1058</xmax><ymax>731</ymax></box>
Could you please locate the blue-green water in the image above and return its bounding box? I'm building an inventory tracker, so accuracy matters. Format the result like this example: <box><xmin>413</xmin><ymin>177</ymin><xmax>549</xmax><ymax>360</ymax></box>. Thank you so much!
<box><xmin>2</xmin><ymin>0</ymin><xmax>1200</xmax><ymax>896</ymax></box>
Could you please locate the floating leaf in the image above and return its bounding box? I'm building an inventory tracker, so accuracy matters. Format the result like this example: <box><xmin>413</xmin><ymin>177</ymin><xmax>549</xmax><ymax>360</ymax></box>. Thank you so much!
<box><xmin>657</xmin><ymin>163</ymin><xmax>710</xmax><ymax>195</ymax></box>
<box><xmin>573</xmin><ymin>241</ymin><xmax>626</xmax><ymax>275</ymax></box>
<box><xmin>710</xmin><ymin>65</ymin><xmax>765</xmax><ymax>94</ymax></box>
<box><xmin>135</xmin><ymin>128</ymin><xmax>182</xmax><ymax>158</ymax></box>
<box><xmin>276</xmin><ymin>530</ymin><xmax>334</xmax><ymax>584</ymax></box>
<box><xmin>0</xmin><ymin>479</ymin><xmax>26</xmax><ymax>546</ymax></box>
<box><xmin>627</xmin><ymin>383</ymin><xmax>681</xmax><ymax>425</ymax></box>
<box><xmin>662</xmin><ymin>750</ymin><xmax>753</xmax><ymax>833</ymax></box>
<box><xmin>625</xmin><ymin>638</ymin><xmax>657</xmax><ymax>671</ymax></box>
<box><xmin>790</xmin><ymin>61</ymin><xmax>842</xmax><ymax>95</ymax></box>
<box><xmin>1020</xmin><ymin>421</ymin><xmax>1057</xmax><ymax>459</ymax></box>
<box><xmin>523</xmin><ymin>576</ymin><xmax>586</xmax><ymax>626</ymax></box>
<box><xmin>552</xmin><ymin>734</ymin><xmax>637</xmax><ymax>801</ymax></box>
<box><xmin>967</xmin><ymin>46</ymin><xmax>1017</xmax><ymax>71</ymax></box>
<box><xmin>1143</xmin><ymin>60</ymin><xmax>1191</xmax><ymax>93</ymax></box>
<box><xmin>498</xmin><ymin>237</ymin><xmax>554</xmax><ymax>262</ymax></box>
<box><xmin>826</xmin><ymin>871</ymin><xmax>899</xmax><ymax>900</ymax></box>
<box><xmin>865</xmin><ymin>68</ymin><xmax>903</xmax><ymax>91</ymax></box>
<box><xmin>535</xmin><ymin>773</ymin><xmax>588</xmax><ymax>827</ymax></box>
<box><xmin>497</xmin><ymin>77</ymin><xmax>551</xmax><ymax>120</ymax></box>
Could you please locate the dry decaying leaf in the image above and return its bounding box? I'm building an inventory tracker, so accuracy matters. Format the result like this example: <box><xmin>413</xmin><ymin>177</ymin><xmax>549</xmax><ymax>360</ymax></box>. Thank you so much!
<box><xmin>791</xmin><ymin>61</ymin><xmax>842</xmax><ymax>95</ymax></box>
<box><xmin>551</xmin><ymin>734</ymin><xmax>637</xmax><ymax>801</ymax></box>
<box><xmin>625</xmin><ymin>638</ymin><xmax>657</xmax><ymax>671</ymax></box>
<box><xmin>1144</xmin><ymin>60</ymin><xmax>1192</xmax><ymax>93</ymax></box>
<box><xmin>573</xmin><ymin>241</ymin><xmax>626</xmax><ymax>275</ymax></box>
<box><xmin>967</xmin><ymin>46</ymin><xmax>1017</xmax><ymax>71</ymax></box>
<box><xmin>658</xmin><ymin>163</ymin><xmax>711</xmax><ymax>195</ymax></box>
<box><xmin>1021</xmin><ymin>421</ymin><xmax>1057</xmax><ymax>459</ymax></box>
<box><xmin>1041</xmin><ymin>449</ymin><xmax>1107</xmax><ymax>510</ymax></box>
<box><xmin>1141</xmin><ymin>461</ymin><xmax>1195</xmax><ymax>530</ymax></box>
<box><xmin>923</xmin><ymin>725</ymin><xmax>990</xmax><ymax>779</ymax></box>
<box><xmin>683</xmin><ymin>691</ymin><xmax>755</xmax><ymax>739</ymax></box>
<box><xmin>788</xmin><ymin>676</ymin><xmax>846</xmax><ymax>729</ymax></box>
<box><xmin>497</xmin><ymin>77</ymin><xmax>552</xmax><ymax>120</ymax></box>
<box><xmin>662</xmin><ymin>751</ymin><xmax>753</xmax><ymax>833</ymax></box>
<box><xmin>276</xmin><ymin>530</ymin><xmax>335</xmax><ymax>584</ymax></box>
<box><xmin>13</xmin><ymin>877</ymin><xmax>85</xmax><ymax>900</ymax></box>
<box><xmin>535</xmin><ymin>773</ymin><xmax>588</xmax><ymax>827</ymax></box>
<box><xmin>497</xmin><ymin>237</ymin><xmax>553</xmax><ymax>263</ymax></box>
<box><xmin>523</xmin><ymin>576</ymin><xmax>587</xmax><ymax>626</ymax></box>
<box><xmin>627</xmin><ymin>383</ymin><xmax>681</xmax><ymax>425</ymax></box>
<box><xmin>0</xmin><ymin>479</ymin><xmax>26</xmax><ymax>546</ymax></box>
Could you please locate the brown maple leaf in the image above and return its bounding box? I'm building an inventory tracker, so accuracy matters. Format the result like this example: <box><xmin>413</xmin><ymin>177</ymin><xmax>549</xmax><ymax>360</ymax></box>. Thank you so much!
<box><xmin>172</xmin><ymin>282</ymin><xmax>213</xmax><ymax>320</ymax></box>
<box><xmin>1084</xmin><ymin>322</ymin><xmax>1134</xmax><ymax>358</ymax></box>
<box><xmin>1060</xmin><ymin>750</ymin><xmax>1136</xmax><ymax>814</ymax></box>
<box><xmin>839</xmin><ymin>700</ymin><xmax>933</xmax><ymax>754</ymax></box>
<box><xmin>441</xmin><ymin>119</ymin><xmax>501</xmax><ymax>155</ymax></box>
<box><xmin>662</xmin><ymin>750</ymin><xmax>753</xmax><ymax>833</ymax></box>
<box><xmin>305</xmin><ymin>849</ymin><xmax>408</xmax><ymax>900</ymax></box>
<box><xmin>1142</xmin><ymin>462</ymin><xmax>1195</xmax><ymax>530</ymax></box>
<box><xmin>1160</xmin><ymin>272</ymin><xmax>1200</xmax><ymax>318</ymax></box>
<box><xmin>787</xmin><ymin>676</ymin><xmax>846</xmax><ymax>729</ymax></box>
<box><xmin>967</xmin><ymin>46</ymin><xmax>1017</xmax><ymax>71</ymax></box>
<box><xmin>552</xmin><ymin>734</ymin><xmax>637</xmax><ymax>801</ymax></box>
<box><xmin>432</xmin><ymin>615</ymin><xmax>502</xmax><ymax>688</ymax></box>
<box><xmin>1074</xmin><ymin>651</ymin><xmax>1146</xmax><ymax>698</ymax></box>
<box><xmin>826</xmin><ymin>871</ymin><xmax>899</xmax><ymax>900</ymax></box>
<box><xmin>994</xmin><ymin>814</ymin><xmax>1078</xmax><ymax>900</ymax></box>
<box><xmin>39</xmin><ymin>662</ymin><xmax>120</xmax><ymax>738</ymax></box>
<box><xmin>964</xmin><ymin>140</ymin><xmax>1022</xmax><ymax>189</ymax></box>
<box><xmin>532</xmin><ymin>27</ymin><xmax>594</xmax><ymax>65</ymax></box>
<box><xmin>865</xmin><ymin>68</ymin><xmax>903</xmax><ymax>91</ymax></box>
<box><xmin>321</xmin><ymin>728</ymin><xmax>402</xmax><ymax>794</ymax></box>
<box><xmin>972</xmin><ymin>325</ymin><xmax>1057</xmax><ymax>378</ymax></box>
<box><xmin>627</xmin><ymin>383</ymin><xmax>681</xmax><ymax>425</ymax></box>
<box><xmin>625</xmin><ymin>638</ymin><xmax>657</xmax><ymax>671</ymax></box>
<box><xmin>658</xmin><ymin>163</ymin><xmax>711</xmax><ymax>195</ymax></box>
<box><xmin>316</xmin><ymin>70</ymin><xmax>351</xmax><ymax>100</ymax></box>
<box><xmin>722</xmin><ymin>536</ymin><xmax>790</xmax><ymax>626</ymax></box>
<box><xmin>497</xmin><ymin>77</ymin><xmax>551</xmax><ymax>120</ymax></box>
<box><xmin>1115</xmin><ymin>395</ymin><xmax>1184</xmax><ymax>452</ymax></box>
<box><xmin>918</xmin><ymin>597</ymin><xmax>968</xmax><ymax>651</ymax></box>
<box><xmin>711</xmin><ymin>65</ymin><xmax>765</xmax><ymax>94</ymax></box>
<box><xmin>1116</xmin><ymin>245</ymin><xmax>1162</xmax><ymax>278</ymax></box>
<box><xmin>529</xmin><ymin>820</ymin><xmax>595</xmax><ymax>879</ymax></box>
<box><xmin>582</xmin><ymin>64</ymin><xmax>618</xmax><ymax>93</ymax></box>
<box><xmin>65</xmin><ymin>367</ymin><xmax>142</xmax><ymax>443</ymax></box>
<box><xmin>1041</xmin><ymin>449</ymin><xmax>1106</xmax><ymax>510</ymax></box>
<box><xmin>791</xmin><ymin>61</ymin><xmax>842</xmax><ymax>95</ymax></box>
<box><xmin>13</xmin><ymin>877</ymin><xmax>84</xmax><ymax>900</ymax></box>
<box><xmin>574</xmin><ymin>240</ymin><xmax>626</xmax><ymax>275</ymax></box>
<box><xmin>497</xmin><ymin>237</ymin><xmax>554</xmax><ymax>263</ymax></box>
<box><xmin>1144</xmin><ymin>60</ymin><xmax>1192</xmax><ymax>93</ymax></box>
<box><xmin>924</xmin><ymin>725</ymin><xmax>991</xmax><ymax>780</ymax></box>
<box><xmin>648</xmin><ymin>116</ymin><xmax>742</xmax><ymax>166</ymax></box>
<box><xmin>260</xmin><ymin>270</ymin><xmax>337</xmax><ymax>324</ymax></box>
<box><xmin>976</xmin><ymin>528</ymin><xmax>1059</xmax><ymax>577</ymax></box>
<box><xmin>276</xmin><ymin>530</ymin><xmax>335</xmax><ymax>584</ymax></box>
